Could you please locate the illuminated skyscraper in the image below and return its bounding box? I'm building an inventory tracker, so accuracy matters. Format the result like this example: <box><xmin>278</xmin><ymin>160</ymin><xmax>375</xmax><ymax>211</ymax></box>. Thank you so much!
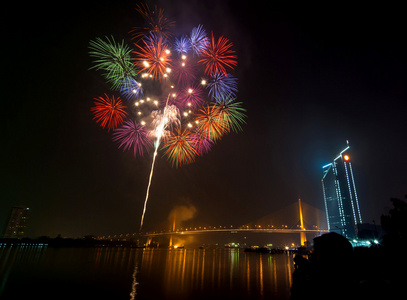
<box><xmin>321</xmin><ymin>141</ymin><xmax>363</xmax><ymax>239</ymax></box>
<box><xmin>3</xmin><ymin>205</ymin><xmax>30</xmax><ymax>238</ymax></box>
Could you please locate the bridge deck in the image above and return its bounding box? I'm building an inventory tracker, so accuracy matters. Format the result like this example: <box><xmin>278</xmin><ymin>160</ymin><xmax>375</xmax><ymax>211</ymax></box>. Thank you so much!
<box><xmin>143</xmin><ymin>228</ymin><xmax>328</xmax><ymax>237</ymax></box>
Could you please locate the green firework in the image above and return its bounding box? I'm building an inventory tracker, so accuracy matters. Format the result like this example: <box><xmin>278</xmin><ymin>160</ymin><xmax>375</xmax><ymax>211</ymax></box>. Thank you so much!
<box><xmin>89</xmin><ymin>36</ymin><xmax>137</xmax><ymax>89</ymax></box>
<box><xmin>216</xmin><ymin>97</ymin><xmax>247</xmax><ymax>133</ymax></box>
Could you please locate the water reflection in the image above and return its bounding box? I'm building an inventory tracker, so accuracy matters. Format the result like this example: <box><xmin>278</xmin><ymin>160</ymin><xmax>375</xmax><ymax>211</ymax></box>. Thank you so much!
<box><xmin>138</xmin><ymin>248</ymin><xmax>294</xmax><ymax>299</ymax></box>
<box><xmin>0</xmin><ymin>245</ymin><xmax>47</xmax><ymax>296</ymax></box>
<box><xmin>129</xmin><ymin>251</ymin><xmax>140</xmax><ymax>300</ymax></box>
<box><xmin>0</xmin><ymin>246</ymin><xmax>294</xmax><ymax>300</ymax></box>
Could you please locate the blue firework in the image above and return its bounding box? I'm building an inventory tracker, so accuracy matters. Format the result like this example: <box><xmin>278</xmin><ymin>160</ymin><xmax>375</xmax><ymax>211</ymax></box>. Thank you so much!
<box><xmin>190</xmin><ymin>25</ymin><xmax>208</xmax><ymax>56</ymax></box>
<box><xmin>207</xmin><ymin>73</ymin><xmax>238</xmax><ymax>100</ymax></box>
<box><xmin>175</xmin><ymin>36</ymin><xmax>192</xmax><ymax>54</ymax></box>
<box><xmin>120</xmin><ymin>78</ymin><xmax>144</xmax><ymax>101</ymax></box>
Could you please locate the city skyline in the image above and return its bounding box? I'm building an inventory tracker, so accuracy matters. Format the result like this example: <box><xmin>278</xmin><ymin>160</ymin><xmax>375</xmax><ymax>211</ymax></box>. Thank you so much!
<box><xmin>1</xmin><ymin>0</ymin><xmax>406</xmax><ymax>238</ymax></box>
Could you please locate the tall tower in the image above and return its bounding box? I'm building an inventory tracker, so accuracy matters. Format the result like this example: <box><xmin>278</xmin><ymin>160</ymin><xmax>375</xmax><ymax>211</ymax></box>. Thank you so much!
<box><xmin>321</xmin><ymin>141</ymin><xmax>362</xmax><ymax>239</ymax></box>
<box><xmin>3</xmin><ymin>205</ymin><xmax>30</xmax><ymax>238</ymax></box>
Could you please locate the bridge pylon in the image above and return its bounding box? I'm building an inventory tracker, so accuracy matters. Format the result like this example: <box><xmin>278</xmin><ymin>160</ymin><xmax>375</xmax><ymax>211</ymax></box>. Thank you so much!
<box><xmin>298</xmin><ymin>198</ymin><xmax>307</xmax><ymax>246</ymax></box>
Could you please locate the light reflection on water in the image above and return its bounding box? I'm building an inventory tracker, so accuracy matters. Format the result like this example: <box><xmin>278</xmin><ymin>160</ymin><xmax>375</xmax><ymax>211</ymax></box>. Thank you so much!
<box><xmin>0</xmin><ymin>246</ymin><xmax>294</xmax><ymax>300</ymax></box>
<box><xmin>136</xmin><ymin>248</ymin><xmax>293</xmax><ymax>300</ymax></box>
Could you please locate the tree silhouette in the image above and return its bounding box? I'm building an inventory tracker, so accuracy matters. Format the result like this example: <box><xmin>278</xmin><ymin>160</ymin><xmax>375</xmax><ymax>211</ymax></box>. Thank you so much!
<box><xmin>381</xmin><ymin>195</ymin><xmax>407</xmax><ymax>248</ymax></box>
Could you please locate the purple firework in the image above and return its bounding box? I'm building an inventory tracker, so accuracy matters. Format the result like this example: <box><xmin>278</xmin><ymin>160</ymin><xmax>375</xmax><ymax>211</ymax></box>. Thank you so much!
<box><xmin>207</xmin><ymin>72</ymin><xmax>238</xmax><ymax>100</ymax></box>
<box><xmin>113</xmin><ymin>120</ymin><xmax>153</xmax><ymax>156</ymax></box>
<box><xmin>190</xmin><ymin>25</ymin><xmax>209</xmax><ymax>56</ymax></box>
<box><xmin>191</xmin><ymin>129</ymin><xmax>213</xmax><ymax>155</ymax></box>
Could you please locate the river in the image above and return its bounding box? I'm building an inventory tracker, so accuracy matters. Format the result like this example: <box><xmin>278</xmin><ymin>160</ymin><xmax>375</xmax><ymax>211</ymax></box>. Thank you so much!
<box><xmin>0</xmin><ymin>246</ymin><xmax>294</xmax><ymax>300</ymax></box>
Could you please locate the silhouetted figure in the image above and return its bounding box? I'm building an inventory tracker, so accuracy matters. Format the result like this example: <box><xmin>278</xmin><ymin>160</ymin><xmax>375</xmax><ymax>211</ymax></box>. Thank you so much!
<box><xmin>291</xmin><ymin>232</ymin><xmax>353</xmax><ymax>300</ymax></box>
<box><xmin>291</xmin><ymin>254</ymin><xmax>311</xmax><ymax>299</ymax></box>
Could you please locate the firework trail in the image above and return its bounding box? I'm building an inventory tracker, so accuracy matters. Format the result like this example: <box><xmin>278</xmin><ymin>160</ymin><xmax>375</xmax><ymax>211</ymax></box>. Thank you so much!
<box><xmin>139</xmin><ymin>95</ymin><xmax>179</xmax><ymax>231</ymax></box>
<box><xmin>139</xmin><ymin>136</ymin><xmax>159</xmax><ymax>232</ymax></box>
<box><xmin>88</xmin><ymin>4</ymin><xmax>247</xmax><ymax>232</ymax></box>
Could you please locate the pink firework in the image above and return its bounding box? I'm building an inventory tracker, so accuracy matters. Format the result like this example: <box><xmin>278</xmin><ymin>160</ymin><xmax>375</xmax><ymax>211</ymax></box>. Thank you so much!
<box><xmin>113</xmin><ymin>120</ymin><xmax>153</xmax><ymax>156</ymax></box>
<box><xmin>179</xmin><ymin>84</ymin><xmax>204</xmax><ymax>108</ymax></box>
<box><xmin>191</xmin><ymin>129</ymin><xmax>213</xmax><ymax>155</ymax></box>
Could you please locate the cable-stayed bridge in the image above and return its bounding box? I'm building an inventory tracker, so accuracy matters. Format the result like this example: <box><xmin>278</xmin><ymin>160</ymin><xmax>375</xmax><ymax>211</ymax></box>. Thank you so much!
<box><xmin>144</xmin><ymin>199</ymin><xmax>327</xmax><ymax>246</ymax></box>
<box><xmin>100</xmin><ymin>199</ymin><xmax>328</xmax><ymax>246</ymax></box>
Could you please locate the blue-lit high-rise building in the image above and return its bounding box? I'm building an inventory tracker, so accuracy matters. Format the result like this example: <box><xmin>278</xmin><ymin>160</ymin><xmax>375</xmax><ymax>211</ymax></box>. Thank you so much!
<box><xmin>321</xmin><ymin>141</ymin><xmax>363</xmax><ymax>239</ymax></box>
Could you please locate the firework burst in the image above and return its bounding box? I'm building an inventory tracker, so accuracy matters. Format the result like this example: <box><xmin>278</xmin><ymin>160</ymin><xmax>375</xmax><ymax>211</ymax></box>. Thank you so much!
<box><xmin>199</xmin><ymin>32</ymin><xmax>237</xmax><ymax>76</ymax></box>
<box><xmin>113</xmin><ymin>120</ymin><xmax>153</xmax><ymax>156</ymax></box>
<box><xmin>191</xmin><ymin>129</ymin><xmax>213</xmax><ymax>155</ymax></box>
<box><xmin>207</xmin><ymin>72</ymin><xmax>238</xmax><ymax>100</ymax></box>
<box><xmin>133</xmin><ymin>33</ymin><xmax>172</xmax><ymax>80</ymax></box>
<box><xmin>88</xmin><ymin>5</ymin><xmax>247</xmax><ymax>232</ymax></box>
<box><xmin>120</xmin><ymin>78</ymin><xmax>144</xmax><ymax>100</ymax></box>
<box><xmin>179</xmin><ymin>84</ymin><xmax>204</xmax><ymax>108</ymax></box>
<box><xmin>130</xmin><ymin>2</ymin><xmax>175</xmax><ymax>42</ymax></box>
<box><xmin>215</xmin><ymin>98</ymin><xmax>247</xmax><ymax>133</ymax></box>
<box><xmin>91</xmin><ymin>94</ymin><xmax>128</xmax><ymax>132</ymax></box>
<box><xmin>162</xmin><ymin>127</ymin><xmax>198</xmax><ymax>167</ymax></box>
<box><xmin>171</xmin><ymin>56</ymin><xmax>197</xmax><ymax>87</ymax></box>
<box><xmin>89</xmin><ymin>37</ymin><xmax>138</xmax><ymax>90</ymax></box>
<box><xmin>175</xmin><ymin>36</ymin><xmax>192</xmax><ymax>54</ymax></box>
<box><xmin>195</xmin><ymin>104</ymin><xmax>230</xmax><ymax>141</ymax></box>
<box><xmin>190</xmin><ymin>25</ymin><xmax>209</xmax><ymax>56</ymax></box>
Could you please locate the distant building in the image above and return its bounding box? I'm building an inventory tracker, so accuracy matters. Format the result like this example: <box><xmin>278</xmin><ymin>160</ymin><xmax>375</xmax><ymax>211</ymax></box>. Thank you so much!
<box><xmin>3</xmin><ymin>205</ymin><xmax>30</xmax><ymax>238</ymax></box>
<box><xmin>321</xmin><ymin>141</ymin><xmax>363</xmax><ymax>239</ymax></box>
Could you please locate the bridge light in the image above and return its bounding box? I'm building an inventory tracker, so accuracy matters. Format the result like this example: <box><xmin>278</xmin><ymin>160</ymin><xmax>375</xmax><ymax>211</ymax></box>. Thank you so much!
<box><xmin>344</xmin><ymin>154</ymin><xmax>350</xmax><ymax>161</ymax></box>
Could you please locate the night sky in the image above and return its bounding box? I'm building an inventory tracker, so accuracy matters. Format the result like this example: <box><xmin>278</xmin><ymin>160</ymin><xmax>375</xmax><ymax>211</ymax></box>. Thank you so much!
<box><xmin>1</xmin><ymin>0</ymin><xmax>406</xmax><ymax>238</ymax></box>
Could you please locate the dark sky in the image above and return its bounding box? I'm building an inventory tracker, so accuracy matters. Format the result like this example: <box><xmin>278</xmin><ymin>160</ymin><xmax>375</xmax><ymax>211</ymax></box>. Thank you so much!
<box><xmin>1</xmin><ymin>0</ymin><xmax>406</xmax><ymax>238</ymax></box>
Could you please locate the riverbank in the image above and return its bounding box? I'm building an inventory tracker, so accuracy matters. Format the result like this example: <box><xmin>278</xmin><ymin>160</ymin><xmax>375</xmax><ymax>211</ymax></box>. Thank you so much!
<box><xmin>0</xmin><ymin>237</ymin><xmax>140</xmax><ymax>248</ymax></box>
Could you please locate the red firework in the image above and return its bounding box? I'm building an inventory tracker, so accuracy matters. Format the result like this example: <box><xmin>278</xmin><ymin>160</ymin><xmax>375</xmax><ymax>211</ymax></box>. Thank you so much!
<box><xmin>133</xmin><ymin>34</ymin><xmax>172</xmax><ymax>81</ymax></box>
<box><xmin>198</xmin><ymin>32</ymin><xmax>237</xmax><ymax>76</ymax></box>
<box><xmin>91</xmin><ymin>94</ymin><xmax>127</xmax><ymax>131</ymax></box>
<box><xmin>129</xmin><ymin>3</ymin><xmax>175</xmax><ymax>42</ymax></box>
